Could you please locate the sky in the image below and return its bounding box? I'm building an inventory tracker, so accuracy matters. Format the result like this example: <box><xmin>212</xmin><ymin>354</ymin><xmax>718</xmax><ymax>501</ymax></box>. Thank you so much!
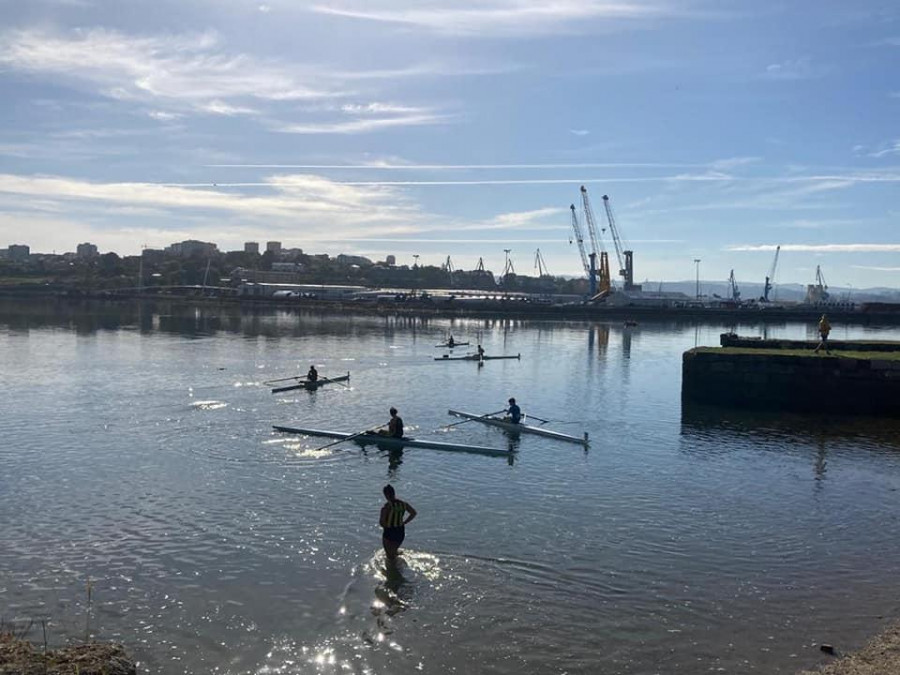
<box><xmin>0</xmin><ymin>0</ymin><xmax>898</xmax><ymax>288</ymax></box>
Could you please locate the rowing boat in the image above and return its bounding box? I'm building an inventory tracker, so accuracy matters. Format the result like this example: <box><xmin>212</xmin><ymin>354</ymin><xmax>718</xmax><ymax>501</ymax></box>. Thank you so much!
<box><xmin>435</xmin><ymin>342</ymin><xmax>470</xmax><ymax>348</ymax></box>
<box><xmin>433</xmin><ymin>353</ymin><xmax>521</xmax><ymax>361</ymax></box>
<box><xmin>272</xmin><ymin>426</ymin><xmax>510</xmax><ymax>456</ymax></box>
<box><xmin>271</xmin><ymin>373</ymin><xmax>350</xmax><ymax>393</ymax></box>
<box><xmin>448</xmin><ymin>409</ymin><xmax>589</xmax><ymax>446</ymax></box>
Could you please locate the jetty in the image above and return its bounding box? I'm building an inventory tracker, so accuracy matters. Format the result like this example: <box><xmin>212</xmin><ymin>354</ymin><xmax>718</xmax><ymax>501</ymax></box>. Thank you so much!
<box><xmin>682</xmin><ymin>334</ymin><xmax>900</xmax><ymax>416</ymax></box>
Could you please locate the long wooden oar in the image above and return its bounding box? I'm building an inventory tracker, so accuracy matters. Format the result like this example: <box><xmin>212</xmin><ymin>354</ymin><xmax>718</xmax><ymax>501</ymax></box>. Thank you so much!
<box><xmin>443</xmin><ymin>409</ymin><xmax>505</xmax><ymax>430</ymax></box>
<box><xmin>311</xmin><ymin>423</ymin><xmax>388</xmax><ymax>452</ymax></box>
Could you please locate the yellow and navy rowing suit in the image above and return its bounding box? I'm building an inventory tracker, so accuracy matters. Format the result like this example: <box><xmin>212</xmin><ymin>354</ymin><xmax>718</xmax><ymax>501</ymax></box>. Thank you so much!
<box><xmin>382</xmin><ymin>499</ymin><xmax>408</xmax><ymax>543</ymax></box>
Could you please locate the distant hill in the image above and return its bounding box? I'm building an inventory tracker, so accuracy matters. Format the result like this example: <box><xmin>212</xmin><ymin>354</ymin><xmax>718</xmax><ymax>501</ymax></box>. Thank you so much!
<box><xmin>640</xmin><ymin>280</ymin><xmax>900</xmax><ymax>304</ymax></box>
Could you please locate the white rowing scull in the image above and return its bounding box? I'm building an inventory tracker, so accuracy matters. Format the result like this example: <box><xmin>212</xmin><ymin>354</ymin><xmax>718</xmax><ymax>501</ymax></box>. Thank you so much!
<box><xmin>272</xmin><ymin>425</ymin><xmax>511</xmax><ymax>457</ymax></box>
<box><xmin>447</xmin><ymin>409</ymin><xmax>589</xmax><ymax>446</ymax></box>
<box><xmin>271</xmin><ymin>373</ymin><xmax>350</xmax><ymax>393</ymax></box>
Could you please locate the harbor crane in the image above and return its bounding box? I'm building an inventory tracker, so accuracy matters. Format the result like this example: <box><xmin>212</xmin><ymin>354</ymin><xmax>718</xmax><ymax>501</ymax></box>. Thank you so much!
<box><xmin>762</xmin><ymin>245</ymin><xmax>781</xmax><ymax>302</ymax></box>
<box><xmin>728</xmin><ymin>269</ymin><xmax>741</xmax><ymax>303</ymax></box>
<box><xmin>502</xmin><ymin>249</ymin><xmax>515</xmax><ymax>284</ymax></box>
<box><xmin>805</xmin><ymin>265</ymin><xmax>830</xmax><ymax>304</ymax></box>
<box><xmin>443</xmin><ymin>255</ymin><xmax>455</xmax><ymax>285</ymax></box>
<box><xmin>569</xmin><ymin>204</ymin><xmax>590</xmax><ymax>277</ymax></box>
<box><xmin>577</xmin><ymin>187</ymin><xmax>612</xmax><ymax>297</ymax></box>
<box><xmin>534</xmin><ymin>249</ymin><xmax>551</xmax><ymax>277</ymax></box>
<box><xmin>601</xmin><ymin>194</ymin><xmax>640</xmax><ymax>291</ymax></box>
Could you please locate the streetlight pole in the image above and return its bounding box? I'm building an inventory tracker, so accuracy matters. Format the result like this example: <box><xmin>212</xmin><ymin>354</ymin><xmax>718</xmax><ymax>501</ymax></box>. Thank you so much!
<box><xmin>694</xmin><ymin>258</ymin><xmax>701</xmax><ymax>299</ymax></box>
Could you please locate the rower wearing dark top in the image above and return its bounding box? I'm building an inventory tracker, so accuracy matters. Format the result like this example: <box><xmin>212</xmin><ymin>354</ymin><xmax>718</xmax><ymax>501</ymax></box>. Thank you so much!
<box><xmin>378</xmin><ymin>407</ymin><xmax>404</xmax><ymax>438</ymax></box>
<box><xmin>448</xmin><ymin>335</ymin><xmax>456</xmax><ymax>348</ymax></box>
<box><xmin>307</xmin><ymin>365</ymin><xmax>318</xmax><ymax>382</ymax></box>
<box><xmin>477</xmin><ymin>344</ymin><xmax>485</xmax><ymax>358</ymax></box>
<box><xmin>505</xmin><ymin>397</ymin><xmax>522</xmax><ymax>424</ymax></box>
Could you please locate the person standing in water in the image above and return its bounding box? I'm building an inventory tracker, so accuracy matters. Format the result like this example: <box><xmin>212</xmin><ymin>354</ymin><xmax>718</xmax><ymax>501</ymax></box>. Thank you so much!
<box><xmin>380</xmin><ymin>485</ymin><xmax>417</xmax><ymax>561</ymax></box>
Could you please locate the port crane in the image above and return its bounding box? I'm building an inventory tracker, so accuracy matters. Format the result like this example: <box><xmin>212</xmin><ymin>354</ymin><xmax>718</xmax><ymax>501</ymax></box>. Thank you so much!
<box><xmin>728</xmin><ymin>269</ymin><xmax>741</xmax><ymax>303</ymax></box>
<box><xmin>534</xmin><ymin>249</ymin><xmax>551</xmax><ymax>277</ymax></box>
<box><xmin>569</xmin><ymin>204</ymin><xmax>590</xmax><ymax>276</ymax></box>
<box><xmin>762</xmin><ymin>245</ymin><xmax>781</xmax><ymax>302</ymax></box>
<box><xmin>805</xmin><ymin>265</ymin><xmax>830</xmax><ymax>303</ymax></box>
<box><xmin>443</xmin><ymin>255</ymin><xmax>455</xmax><ymax>285</ymax></box>
<box><xmin>601</xmin><ymin>194</ymin><xmax>640</xmax><ymax>291</ymax></box>
<box><xmin>577</xmin><ymin>187</ymin><xmax>612</xmax><ymax>297</ymax></box>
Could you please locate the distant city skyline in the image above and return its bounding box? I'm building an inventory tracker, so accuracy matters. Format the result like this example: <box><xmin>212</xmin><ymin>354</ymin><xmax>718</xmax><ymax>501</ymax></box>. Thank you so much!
<box><xmin>1</xmin><ymin>1</ymin><xmax>898</xmax><ymax>288</ymax></box>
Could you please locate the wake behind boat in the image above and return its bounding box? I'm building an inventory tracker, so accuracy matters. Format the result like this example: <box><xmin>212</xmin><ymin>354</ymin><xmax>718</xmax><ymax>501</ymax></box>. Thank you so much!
<box><xmin>448</xmin><ymin>409</ymin><xmax>589</xmax><ymax>446</ymax></box>
<box><xmin>271</xmin><ymin>372</ymin><xmax>350</xmax><ymax>393</ymax></box>
<box><xmin>434</xmin><ymin>353</ymin><xmax>521</xmax><ymax>361</ymax></box>
<box><xmin>273</xmin><ymin>425</ymin><xmax>510</xmax><ymax>457</ymax></box>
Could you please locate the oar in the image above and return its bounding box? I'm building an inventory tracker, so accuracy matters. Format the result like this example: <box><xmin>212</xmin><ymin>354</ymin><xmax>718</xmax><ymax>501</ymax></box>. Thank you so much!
<box><xmin>524</xmin><ymin>413</ymin><xmax>551</xmax><ymax>425</ymax></box>
<box><xmin>263</xmin><ymin>375</ymin><xmax>306</xmax><ymax>385</ymax></box>
<box><xmin>312</xmin><ymin>423</ymin><xmax>388</xmax><ymax>452</ymax></box>
<box><xmin>442</xmin><ymin>409</ymin><xmax>505</xmax><ymax>430</ymax></box>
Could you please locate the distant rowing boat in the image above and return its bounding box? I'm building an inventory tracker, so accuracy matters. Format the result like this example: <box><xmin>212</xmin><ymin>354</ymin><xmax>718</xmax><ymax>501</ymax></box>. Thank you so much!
<box><xmin>435</xmin><ymin>342</ymin><xmax>470</xmax><ymax>348</ymax></box>
<box><xmin>271</xmin><ymin>373</ymin><xmax>350</xmax><ymax>393</ymax></box>
<box><xmin>448</xmin><ymin>409</ymin><xmax>589</xmax><ymax>446</ymax></box>
<box><xmin>272</xmin><ymin>426</ymin><xmax>510</xmax><ymax>456</ymax></box>
<box><xmin>433</xmin><ymin>353</ymin><xmax>521</xmax><ymax>361</ymax></box>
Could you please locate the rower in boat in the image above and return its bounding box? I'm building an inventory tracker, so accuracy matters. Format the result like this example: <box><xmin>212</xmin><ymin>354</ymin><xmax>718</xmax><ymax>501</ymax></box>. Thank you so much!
<box><xmin>477</xmin><ymin>344</ymin><xmax>485</xmax><ymax>359</ymax></box>
<box><xmin>448</xmin><ymin>335</ymin><xmax>456</xmax><ymax>348</ymax></box>
<box><xmin>505</xmin><ymin>398</ymin><xmax>522</xmax><ymax>424</ymax></box>
<box><xmin>377</xmin><ymin>407</ymin><xmax>404</xmax><ymax>438</ymax></box>
<box><xmin>307</xmin><ymin>365</ymin><xmax>318</xmax><ymax>382</ymax></box>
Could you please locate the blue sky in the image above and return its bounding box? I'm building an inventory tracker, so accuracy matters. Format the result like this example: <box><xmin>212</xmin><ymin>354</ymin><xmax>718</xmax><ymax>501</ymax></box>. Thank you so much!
<box><xmin>0</xmin><ymin>0</ymin><xmax>898</xmax><ymax>287</ymax></box>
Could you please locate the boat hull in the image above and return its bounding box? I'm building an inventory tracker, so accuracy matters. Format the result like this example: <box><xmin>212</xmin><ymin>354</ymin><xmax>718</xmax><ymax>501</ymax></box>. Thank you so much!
<box><xmin>272</xmin><ymin>426</ymin><xmax>510</xmax><ymax>456</ymax></box>
<box><xmin>434</xmin><ymin>353</ymin><xmax>521</xmax><ymax>361</ymax></box>
<box><xmin>447</xmin><ymin>409</ymin><xmax>589</xmax><ymax>446</ymax></box>
<box><xmin>435</xmin><ymin>342</ymin><xmax>470</xmax><ymax>348</ymax></box>
<box><xmin>271</xmin><ymin>373</ymin><xmax>350</xmax><ymax>393</ymax></box>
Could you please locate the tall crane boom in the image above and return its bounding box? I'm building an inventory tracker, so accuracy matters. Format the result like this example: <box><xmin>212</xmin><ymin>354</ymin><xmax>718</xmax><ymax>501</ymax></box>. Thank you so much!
<box><xmin>600</xmin><ymin>194</ymin><xmax>640</xmax><ymax>291</ymax></box>
<box><xmin>579</xmin><ymin>186</ymin><xmax>606</xmax><ymax>262</ymax></box>
<box><xmin>600</xmin><ymin>194</ymin><xmax>626</xmax><ymax>274</ymax></box>
<box><xmin>762</xmin><ymin>245</ymin><xmax>781</xmax><ymax>302</ymax></box>
<box><xmin>534</xmin><ymin>249</ymin><xmax>550</xmax><ymax>277</ymax></box>
<box><xmin>569</xmin><ymin>204</ymin><xmax>590</xmax><ymax>277</ymax></box>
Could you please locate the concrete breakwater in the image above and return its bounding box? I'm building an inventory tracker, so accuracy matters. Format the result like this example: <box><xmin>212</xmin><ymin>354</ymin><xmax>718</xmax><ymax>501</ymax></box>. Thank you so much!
<box><xmin>682</xmin><ymin>337</ymin><xmax>900</xmax><ymax>416</ymax></box>
<box><xmin>720</xmin><ymin>332</ymin><xmax>900</xmax><ymax>352</ymax></box>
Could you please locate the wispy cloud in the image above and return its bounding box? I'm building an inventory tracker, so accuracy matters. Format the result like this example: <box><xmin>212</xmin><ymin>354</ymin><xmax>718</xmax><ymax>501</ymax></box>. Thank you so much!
<box><xmin>710</xmin><ymin>156</ymin><xmax>761</xmax><ymax>170</ymax></box>
<box><xmin>205</xmin><ymin>162</ymin><xmax>706</xmax><ymax>169</ymax></box>
<box><xmin>276</xmin><ymin>111</ymin><xmax>454</xmax><ymax>134</ymax></box>
<box><xmin>851</xmin><ymin>265</ymin><xmax>900</xmax><ymax>272</ymax></box>
<box><xmin>762</xmin><ymin>57</ymin><xmax>830</xmax><ymax>81</ymax></box>
<box><xmin>869</xmin><ymin>139</ymin><xmax>900</xmax><ymax>158</ymax></box>
<box><xmin>569</xmin><ymin>129</ymin><xmax>590</xmax><ymax>136</ymax></box>
<box><xmin>310</xmin><ymin>0</ymin><xmax>686</xmax><ymax>37</ymax></box>
<box><xmin>728</xmin><ymin>244</ymin><xmax>900</xmax><ymax>253</ymax></box>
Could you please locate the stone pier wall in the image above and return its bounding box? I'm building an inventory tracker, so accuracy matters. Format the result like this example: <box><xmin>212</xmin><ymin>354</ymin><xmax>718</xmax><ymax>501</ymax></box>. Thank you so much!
<box><xmin>682</xmin><ymin>348</ymin><xmax>900</xmax><ymax>416</ymax></box>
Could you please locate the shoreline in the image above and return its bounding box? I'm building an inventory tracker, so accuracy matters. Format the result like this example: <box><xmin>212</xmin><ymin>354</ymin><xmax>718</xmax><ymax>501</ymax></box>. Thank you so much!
<box><xmin>2</xmin><ymin>290</ymin><xmax>900</xmax><ymax>325</ymax></box>
<box><xmin>799</xmin><ymin>622</ymin><xmax>900</xmax><ymax>674</ymax></box>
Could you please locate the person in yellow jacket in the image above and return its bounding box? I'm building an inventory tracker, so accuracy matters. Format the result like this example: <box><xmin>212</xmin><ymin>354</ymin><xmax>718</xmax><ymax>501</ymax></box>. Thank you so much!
<box><xmin>379</xmin><ymin>485</ymin><xmax>417</xmax><ymax>561</ymax></box>
<box><xmin>814</xmin><ymin>314</ymin><xmax>831</xmax><ymax>354</ymax></box>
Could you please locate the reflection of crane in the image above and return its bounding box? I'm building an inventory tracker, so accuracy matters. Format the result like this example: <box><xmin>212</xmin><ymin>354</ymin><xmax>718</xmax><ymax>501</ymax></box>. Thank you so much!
<box><xmin>569</xmin><ymin>204</ymin><xmax>590</xmax><ymax>277</ymax></box>
<box><xmin>534</xmin><ymin>249</ymin><xmax>551</xmax><ymax>277</ymax></box>
<box><xmin>728</xmin><ymin>269</ymin><xmax>741</xmax><ymax>303</ymax></box>
<box><xmin>601</xmin><ymin>194</ymin><xmax>640</xmax><ymax>291</ymax></box>
<box><xmin>762</xmin><ymin>245</ymin><xmax>781</xmax><ymax>302</ymax></box>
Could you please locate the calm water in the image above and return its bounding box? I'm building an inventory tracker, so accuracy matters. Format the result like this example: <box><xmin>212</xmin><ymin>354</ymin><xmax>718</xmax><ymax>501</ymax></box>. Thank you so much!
<box><xmin>3</xmin><ymin>299</ymin><xmax>900</xmax><ymax>674</ymax></box>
